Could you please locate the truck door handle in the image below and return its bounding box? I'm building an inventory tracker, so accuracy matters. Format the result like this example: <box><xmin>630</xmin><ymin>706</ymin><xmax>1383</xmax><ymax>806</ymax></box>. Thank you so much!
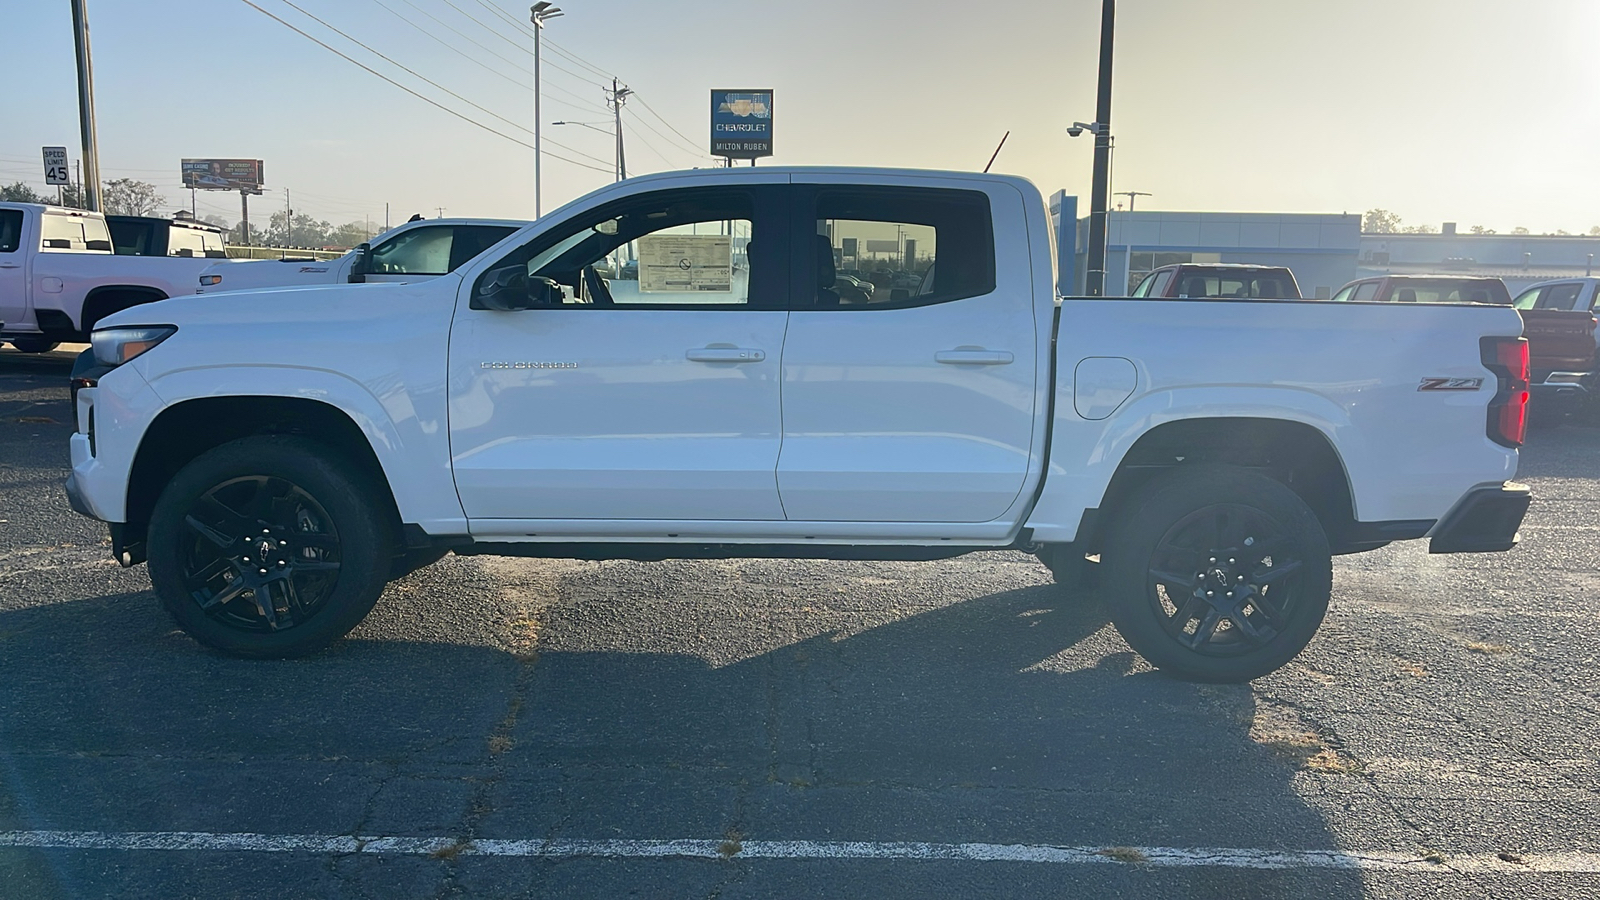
<box><xmin>686</xmin><ymin>347</ymin><xmax>765</xmax><ymax>363</ymax></box>
<box><xmin>935</xmin><ymin>349</ymin><xmax>1014</xmax><ymax>366</ymax></box>
<box><xmin>0</xmin><ymin>262</ymin><xmax>20</xmax><ymax>269</ymax></box>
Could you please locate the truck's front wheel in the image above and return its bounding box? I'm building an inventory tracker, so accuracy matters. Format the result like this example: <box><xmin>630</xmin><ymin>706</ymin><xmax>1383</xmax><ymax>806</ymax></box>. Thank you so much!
<box><xmin>1103</xmin><ymin>465</ymin><xmax>1332</xmax><ymax>683</ymax></box>
<box><xmin>147</xmin><ymin>436</ymin><xmax>393</xmax><ymax>658</ymax></box>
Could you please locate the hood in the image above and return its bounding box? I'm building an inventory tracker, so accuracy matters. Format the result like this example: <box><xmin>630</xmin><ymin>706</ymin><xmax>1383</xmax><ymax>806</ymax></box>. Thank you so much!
<box><xmin>196</xmin><ymin>254</ymin><xmax>352</xmax><ymax>293</ymax></box>
<box><xmin>96</xmin><ymin>277</ymin><xmax>457</xmax><ymax>330</ymax></box>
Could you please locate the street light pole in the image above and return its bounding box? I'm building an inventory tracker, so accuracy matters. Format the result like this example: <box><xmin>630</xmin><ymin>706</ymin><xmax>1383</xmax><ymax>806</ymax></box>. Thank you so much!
<box><xmin>69</xmin><ymin>0</ymin><xmax>102</xmax><ymax>212</ymax></box>
<box><xmin>1084</xmin><ymin>0</ymin><xmax>1116</xmax><ymax>296</ymax></box>
<box><xmin>530</xmin><ymin>2</ymin><xmax>563</xmax><ymax>218</ymax></box>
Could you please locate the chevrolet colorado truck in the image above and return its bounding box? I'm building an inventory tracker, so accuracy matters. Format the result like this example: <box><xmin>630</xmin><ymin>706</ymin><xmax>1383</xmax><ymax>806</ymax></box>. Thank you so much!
<box><xmin>0</xmin><ymin>203</ymin><xmax>216</xmax><ymax>352</ymax></box>
<box><xmin>64</xmin><ymin>168</ymin><xmax>1532</xmax><ymax>682</ymax></box>
<box><xmin>194</xmin><ymin>217</ymin><xmax>524</xmax><ymax>295</ymax></box>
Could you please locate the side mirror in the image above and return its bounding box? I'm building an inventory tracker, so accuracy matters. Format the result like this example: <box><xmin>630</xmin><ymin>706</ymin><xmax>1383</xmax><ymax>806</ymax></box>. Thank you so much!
<box><xmin>474</xmin><ymin>266</ymin><xmax>562</xmax><ymax>310</ymax></box>
<box><xmin>890</xmin><ymin>288</ymin><xmax>910</xmax><ymax>303</ymax></box>
<box><xmin>347</xmin><ymin>242</ymin><xmax>371</xmax><ymax>283</ymax></box>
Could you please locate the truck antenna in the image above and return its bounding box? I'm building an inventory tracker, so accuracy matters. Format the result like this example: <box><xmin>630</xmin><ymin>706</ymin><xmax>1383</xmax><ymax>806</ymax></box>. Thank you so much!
<box><xmin>983</xmin><ymin>132</ymin><xmax>1010</xmax><ymax>173</ymax></box>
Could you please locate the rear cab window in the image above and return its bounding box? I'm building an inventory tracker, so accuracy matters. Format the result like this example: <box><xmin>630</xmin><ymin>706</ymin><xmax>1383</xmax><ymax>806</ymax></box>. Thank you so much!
<box><xmin>41</xmin><ymin>213</ymin><xmax>111</xmax><ymax>252</ymax></box>
<box><xmin>807</xmin><ymin>186</ymin><xmax>994</xmax><ymax>309</ymax></box>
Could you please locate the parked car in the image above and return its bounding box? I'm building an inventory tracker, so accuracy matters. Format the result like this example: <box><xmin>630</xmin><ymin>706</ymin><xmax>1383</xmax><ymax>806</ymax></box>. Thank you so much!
<box><xmin>0</xmin><ymin>203</ymin><xmax>219</xmax><ymax>352</ymax></box>
<box><xmin>107</xmin><ymin>214</ymin><xmax>230</xmax><ymax>260</ymax></box>
<box><xmin>67</xmin><ymin>167</ymin><xmax>1530</xmax><ymax>683</ymax></box>
<box><xmin>834</xmin><ymin>274</ymin><xmax>874</xmax><ymax>303</ymax></box>
<box><xmin>1132</xmin><ymin>263</ymin><xmax>1302</xmax><ymax>299</ymax></box>
<box><xmin>195</xmin><ymin>217</ymin><xmax>523</xmax><ymax>294</ymax></box>
<box><xmin>1334</xmin><ymin>275</ymin><xmax>1596</xmax><ymax>415</ymax></box>
<box><xmin>1514</xmin><ymin>276</ymin><xmax>1600</xmax><ymax>418</ymax></box>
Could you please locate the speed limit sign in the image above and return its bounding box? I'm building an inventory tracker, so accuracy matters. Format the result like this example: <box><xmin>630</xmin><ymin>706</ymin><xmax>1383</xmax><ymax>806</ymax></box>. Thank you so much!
<box><xmin>42</xmin><ymin>146</ymin><xmax>69</xmax><ymax>186</ymax></box>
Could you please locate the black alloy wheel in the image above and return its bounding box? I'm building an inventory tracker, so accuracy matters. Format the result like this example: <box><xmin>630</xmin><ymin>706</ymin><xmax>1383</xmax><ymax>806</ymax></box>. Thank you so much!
<box><xmin>179</xmin><ymin>475</ymin><xmax>342</xmax><ymax>633</ymax></box>
<box><xmin>1146</xmin><ymin>505</ymin><xmax>1302</xmax><ymax>657</ymax></box>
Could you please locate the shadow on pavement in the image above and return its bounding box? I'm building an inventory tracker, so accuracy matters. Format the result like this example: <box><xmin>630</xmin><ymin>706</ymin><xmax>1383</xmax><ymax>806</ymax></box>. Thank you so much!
<box><xmin>0</xmin><ymin>572</ymin><xmax>1364</xmax><ymax>898</ymax></box>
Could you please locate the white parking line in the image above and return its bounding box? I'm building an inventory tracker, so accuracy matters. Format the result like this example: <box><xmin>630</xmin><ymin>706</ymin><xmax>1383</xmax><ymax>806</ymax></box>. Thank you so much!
<box><xmin>0</xmin><ymin>831</ymin><xmax>1596</xmax><ymax>873</ymax></box>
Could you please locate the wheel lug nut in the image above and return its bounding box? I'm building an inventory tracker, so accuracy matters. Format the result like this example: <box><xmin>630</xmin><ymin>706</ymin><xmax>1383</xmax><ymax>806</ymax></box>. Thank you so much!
<box><xmin>259</xmin><ymin>568</ymin><xmax>268</xmax><ymax>575</ymax></box>
<box><xmin>1237</xmin><ymin>575</ymin><xmax>1244</xmax><ymax>582</ymax></box>
<box><xmin>1228</xmin><ymin>558</ymin><xmax>1236</xmax><ymax>565</ymax></box>
<box><xmin>1208</xmin><ymin>557</ymin><xmax>1217</xmax><ymax>564</ymax></box>
<box><xmin>242</xmin><ymin>556</ymin><xmax>250</xmax><ymax>563</ymax></box>
<box><xmin>1206</xmin><ymin>591</ymin><xmax>1214</xmax><ymax>597</ymax></box>
<box><xmin>279</xmin><ymin>540</ymin><xmax>288</xmax><ymax>547</ymax></box>
<box><xmin>277</xmin><ymin>560</ymin><xmax>286</xmax><ymax>567</ymax></box>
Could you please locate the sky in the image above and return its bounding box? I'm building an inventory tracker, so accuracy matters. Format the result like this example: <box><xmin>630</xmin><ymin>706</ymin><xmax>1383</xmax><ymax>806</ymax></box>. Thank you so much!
<box><xmin>4</xmin><ymin>0</ymin><xmax>1599</xmax><ymax>234</ymax></box>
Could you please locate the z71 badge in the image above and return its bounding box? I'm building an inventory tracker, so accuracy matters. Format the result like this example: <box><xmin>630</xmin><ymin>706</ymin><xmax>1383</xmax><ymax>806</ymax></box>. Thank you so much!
<box><xmin>1418</xmin><ymin>377</ymin><xmax>1484</xmax><ymax>391</ymax></box>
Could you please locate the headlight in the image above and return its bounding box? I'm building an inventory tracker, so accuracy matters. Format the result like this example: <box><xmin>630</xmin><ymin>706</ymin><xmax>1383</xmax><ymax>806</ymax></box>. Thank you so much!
<box><xmin>199</xmin><ymin>274</ymin><xmax>223</xmax><ymax>287</ymax></box>
<box><xmin>91</xmin><ymin>326</ymin><xmax>177</xmax><ymax>367</ymax></box>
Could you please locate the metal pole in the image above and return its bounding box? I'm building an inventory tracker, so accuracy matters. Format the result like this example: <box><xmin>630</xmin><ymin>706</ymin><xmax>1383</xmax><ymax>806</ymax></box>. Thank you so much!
<box><xmin>533</xmin><ymin>12</ymin><xmax>542</xmax><ymax>217</ymax></box>
<box><xmin>1084</xmin><ymin>0</ymin><xmax>1115</xmax><ymax>296</ymax></box>
<box><xmin>70</xmin><ymin>0</ymin><xmax>102</xmax><ymax>212</ymax></box>
<box><xmin>610</xmin><ymin>78</ymin><xmax>630</xmax><ymax>182</ymax></box>
<box><xmin>285</xmin><ymin>188</ymin><xmax>292</xmax><ymax>250</ymax></box>
<box><xmin>240</xmin><ymin>190</ymin><xmax>250</xmax><ymax>247</ymax></box>
<box><xmin>190</xmin><ymin>187</ymin><xmax>197</xmax><ymax>217</ymax></box>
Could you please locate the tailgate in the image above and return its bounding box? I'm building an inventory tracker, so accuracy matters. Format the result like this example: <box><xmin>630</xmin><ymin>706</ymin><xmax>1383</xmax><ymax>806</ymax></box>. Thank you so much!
<box><xmin>1519</xmin><ymin>308</ymin><xmax>1598</xmax><ymax>373</ymax></box>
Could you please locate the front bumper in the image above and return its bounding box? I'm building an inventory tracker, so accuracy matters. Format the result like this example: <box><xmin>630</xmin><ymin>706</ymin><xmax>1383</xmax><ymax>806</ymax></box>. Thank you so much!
<box><xmin>1428</xmin><ymin>482</ymin><xmax>1531</xmax><ymax>554</ymax></box>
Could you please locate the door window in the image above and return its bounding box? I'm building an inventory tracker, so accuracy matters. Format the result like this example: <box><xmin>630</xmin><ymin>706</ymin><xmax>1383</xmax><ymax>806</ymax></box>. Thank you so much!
<box><xmin>1513</xmin><ymin>287</ymin><xmax>1541</xmax><ymax>309</ymax></box>
<box><xmin>1329</xmin><ymin>285</ymin><xmax>1355</xmax><ymax>302</ymax></box>
<box><xmin>473</xmin><ymin>189</ymin><xmax>780</xmax><ymax>308</ymax></box>
<box><xmin>369</xmin><ymin>226</ymin><xmax>454</xmax><ymax>275</ymax></box>
<box><xmin>0</xmin><ymin>210</ymin><xmax>22</xmax><ymax>253</ymax></box>
<box><xmin>1351</xmin><ymin>282</ymin><xmax>1379</xmax><ymax>301</ymax></box>
<box><xmin>1539</xmin><ymin>283</ymin><xmax>1583</xmax><ymax>310</ymax></box>
<box><xmin>809</xmin><ymin>187</ymin><xmax>993</xmax><ymax>309</ymax></box>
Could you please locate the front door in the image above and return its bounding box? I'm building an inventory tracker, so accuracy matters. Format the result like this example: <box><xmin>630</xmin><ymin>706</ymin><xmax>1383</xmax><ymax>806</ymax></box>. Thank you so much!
<box><xmin>0</xmin><ymin>209</ymin><xmax>29</xmax><ymax>330</ymax></box>
<box><xmin>448</xmin><ymin>184</ymin><xmax>791</xmax><ymax>524</ymax></box>
<box><xmin>775</xmin><ymin>180</ymin><xmax>1040</xmax><ymax>523</ymax></box>
<box><xmin>365</xmin><ymin>224</ymin><xmax>517</xmax><ymax>285</ymax></box>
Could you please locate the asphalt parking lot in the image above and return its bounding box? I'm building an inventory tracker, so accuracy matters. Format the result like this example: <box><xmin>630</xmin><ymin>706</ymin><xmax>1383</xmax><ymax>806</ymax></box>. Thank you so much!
<box><xmin>1</xmin><ymin>344</ymin><xmax>1598</xmax><ymax>899</ymax></box>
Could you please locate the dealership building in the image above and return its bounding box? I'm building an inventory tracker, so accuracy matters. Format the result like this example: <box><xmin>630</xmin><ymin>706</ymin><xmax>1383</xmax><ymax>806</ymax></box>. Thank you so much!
<box><xmin>1051</xmin><ymin>191</ymin><xmax>1600</xmax><ymax>299</ymax></box>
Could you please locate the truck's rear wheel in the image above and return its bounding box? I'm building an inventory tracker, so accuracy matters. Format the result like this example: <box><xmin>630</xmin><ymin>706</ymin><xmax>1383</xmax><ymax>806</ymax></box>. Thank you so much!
<box><xmin>1102</xmin><ymin>465</ymin><xmax>1331</xmax><ymax>683</ymax></box>
<box><xmin>147</xmin><ymin>436</ymin><xmax>393</xmax><ymax>658</ymax></box>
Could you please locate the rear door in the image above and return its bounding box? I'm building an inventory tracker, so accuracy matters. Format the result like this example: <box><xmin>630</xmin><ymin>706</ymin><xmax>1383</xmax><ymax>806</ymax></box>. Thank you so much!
<box><xmin>775</xmin><ymin>178</ymin><xmax>1039</xmax><ymax>523</ymax></box>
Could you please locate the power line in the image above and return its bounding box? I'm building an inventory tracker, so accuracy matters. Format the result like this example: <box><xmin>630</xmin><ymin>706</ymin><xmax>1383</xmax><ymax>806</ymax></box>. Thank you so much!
<box><xmin>623</xmin><ymin>108</ymin><xmax>710</xmax><ymax>167</ymax></box>
<box><xmin>235</xmin><ymin>0</ymin><xmax>614</xmax><ymax>174</ymax></box>
<box><xmin>542</xmin><ymin>36</ymin><xmax>618</xmax><ymax>82</ymax></box>
<box><xmin>632</xmin><ymin>92</ymin><xmax>708</xmax><ymax>157</ymax></box>
<box><xmin>272</xmin><ymin>0</ymin><xmax>614</xmax><ymax>167</ymax></box>
<box><xmin>389</xmin><ymin>0</ymin><xmax>610</xmax><ymax>114</ymax></box>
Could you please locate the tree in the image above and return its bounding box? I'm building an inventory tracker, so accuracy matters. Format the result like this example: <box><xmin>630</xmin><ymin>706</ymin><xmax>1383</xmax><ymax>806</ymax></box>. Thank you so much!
<box><xmin>1400</xmin><ymin>223</ymin><xmax>1437</xmax><ymax>234</ymax></box>
<box><xmin>327</xmin><ymin>220</ymin><xmax>373</xmax><ymax>249</ymax></box>
<box><xmin>1589</xmin><ymin>226</ymin><xmax>1600</xmax><ymax>236</ymax></box>
<box><xmin>0</xmin><ymin>182</ymin><xmax>48</xmax><ymax>203</ymax></box>
<box><xmin>1363</xmin><ymin>209</ymin><xmax>1401</xmax><ymax>233</ymax></box>
<box><xmin>200</xmin><ymin>214</ymin><xmax>230</xmax><ymax>230</ymax></box>
<box><xmin>1469</xmin><ymin>225</ymin><xmax>1496</xmax><ymax>235</ymax></box>
<box><xmin>1512</xmin><ymin>226</ymin><xmax>1530</xmax><ymax>235</ymax></box>
<box><xmin>101</xmin><ymin>178</ymin><xmax>165</xmax><ymax>216</ymax></box>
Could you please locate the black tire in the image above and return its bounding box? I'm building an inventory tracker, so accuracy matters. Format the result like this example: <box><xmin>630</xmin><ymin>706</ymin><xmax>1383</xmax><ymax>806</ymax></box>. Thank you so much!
<box><xmin>9</xmin><ymin>338</ymin><xmax>61</xmax><ymax>354</ymax></box>
<box><xmin>147</xmin><ymin>436</ymin><xmax>394</xmax><ymax>658</ymax></box>
<box><xmin>1102</xmin><ymin>465</ymin><xmax>1332</xmax><ymax>683</ymax></box>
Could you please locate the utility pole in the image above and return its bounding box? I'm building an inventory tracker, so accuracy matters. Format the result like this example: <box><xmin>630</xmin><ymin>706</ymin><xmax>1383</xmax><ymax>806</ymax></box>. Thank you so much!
<box><xmin>436</xmin><ymin>207</ymin><xmax>446</xmax><ymax>218</ymax></box>
<box><xmin>385</xmin><ymin>202</ymin><xmax>390</xmax><ymax>231</ymax></box>
<box><xmin>240</xmin><ymin>190</ymin><xmax>251</xmax><ymax>247</ymax></box>
<box><xmin>70</xmin><ymin>0</ymin><xmax>102</xmax><ymax>212</ymax></box>
<box><xmin>1084</xmin><ymin>0</ymin><xmax>1115</xmax><ymax>296</ymax></box>
<box><xmin>530</xmin><ymin>2</ymin><xmax>563</xmax><ymax>218</ymax></box>
<box><xmin>607</xmin><ymin>78</ymin><xmax>632</xmax><ymax>182</ymax></box>
<box><xmin>284</xmin><ymin>188</ymin><xmax>292</xmax><ymax>249</ymax></box>
<box><xmin>1114</xmin><ymin>190</ymin><xmax>1151</xmax><ymax>212</ymax></box>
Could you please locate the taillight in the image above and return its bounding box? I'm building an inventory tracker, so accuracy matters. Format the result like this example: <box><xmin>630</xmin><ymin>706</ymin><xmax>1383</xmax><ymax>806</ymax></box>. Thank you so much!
<box><xmin>1480</xmin><ymin>336</ymin><xmax>1529</xmax><ymax>447</ymax></box>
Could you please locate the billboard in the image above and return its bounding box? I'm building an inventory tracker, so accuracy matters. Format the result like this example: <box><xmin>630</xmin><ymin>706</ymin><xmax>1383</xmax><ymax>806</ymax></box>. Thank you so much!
<box><xmin>181</xmin><ymin>158</ymin><xmax>265</xmax><ymax>193</ymax></box>
<box><xmin>710</xmin><ymin>90</ymin><xmax>773</xmax><ymax>160</ymax></box>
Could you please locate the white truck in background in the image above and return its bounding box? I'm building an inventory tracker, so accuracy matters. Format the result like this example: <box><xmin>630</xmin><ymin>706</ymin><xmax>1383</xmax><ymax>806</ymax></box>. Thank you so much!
<box><xmin>66</xmin><ymin>167</ymin><xmax>1533</xmax><ymax>683</ymax></box>
<box><xmin>0</xmin><ymin>203</ymin><xmax>219</xmax><ymax>352</ymax></box>
<box><xmin>195</xmin><ymin>217</ymin><xmax>525</xmax><ymax>295</ymax></box>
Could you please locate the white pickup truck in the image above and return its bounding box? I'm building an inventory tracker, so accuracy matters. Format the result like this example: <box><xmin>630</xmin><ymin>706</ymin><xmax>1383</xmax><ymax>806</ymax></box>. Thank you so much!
<box><xmin>0</xmin><ymin>203</ymin><xmax>218</xmax><ymax>352</ymax></box>
<box><xmin>64</xmin><ymin>167</ymin><xmax>1533</xmax><ymax>682</ymax></box>
<box><xmin>194</xmin><ymin>217</ymin><xmax>524</xmax><ymax>295</ymax></box>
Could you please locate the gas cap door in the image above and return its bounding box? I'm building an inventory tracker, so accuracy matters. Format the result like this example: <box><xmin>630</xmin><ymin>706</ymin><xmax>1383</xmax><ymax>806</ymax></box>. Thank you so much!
<box><xmin>1073</xmin><ymin>357</ymin><xmax>1137</xmax><ymax>420</ymax></box>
